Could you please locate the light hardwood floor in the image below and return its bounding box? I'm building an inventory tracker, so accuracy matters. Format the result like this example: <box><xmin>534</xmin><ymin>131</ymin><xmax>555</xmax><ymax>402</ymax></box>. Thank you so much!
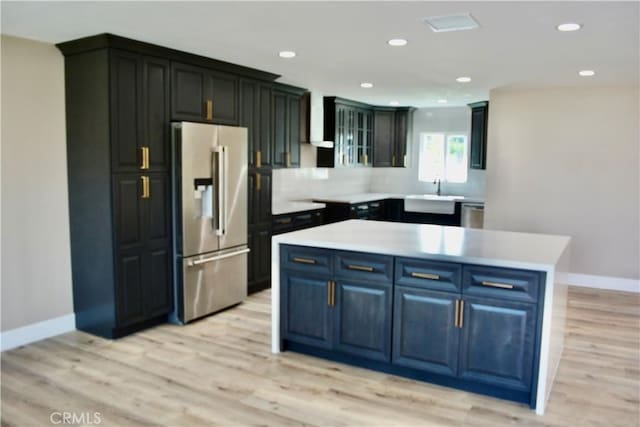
<box><xmin>1</xmin><ymin>287</ymin><xmax>638</xmax><ymax>426</ymax></box>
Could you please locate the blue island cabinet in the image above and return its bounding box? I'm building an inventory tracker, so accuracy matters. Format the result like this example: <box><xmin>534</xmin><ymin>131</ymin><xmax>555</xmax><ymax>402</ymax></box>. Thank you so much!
<box><xmin>280</xmin><ymin>245</ymin><xmax>393</xmax><ymax>361</ymax></box>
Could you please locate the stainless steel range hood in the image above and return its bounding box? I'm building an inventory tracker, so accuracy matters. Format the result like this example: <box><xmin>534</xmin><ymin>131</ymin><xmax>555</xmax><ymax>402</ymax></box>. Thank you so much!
<box><xmin>302</xmin><ymin>92</ymin><xmax>334</xmax><ymax>148</ymax></box>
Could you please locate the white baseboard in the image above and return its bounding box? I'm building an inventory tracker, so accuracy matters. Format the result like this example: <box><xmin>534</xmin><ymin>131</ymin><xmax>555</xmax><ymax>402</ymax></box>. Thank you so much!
<box><xmin>568</xmin><ymin>273</ymin><xmax>640</xmax><ymax>293</ymax></box>
<box><xmin>1</xmin><ymin>314</ymin><xmax>75</xmax><ymax>352</ymax></box>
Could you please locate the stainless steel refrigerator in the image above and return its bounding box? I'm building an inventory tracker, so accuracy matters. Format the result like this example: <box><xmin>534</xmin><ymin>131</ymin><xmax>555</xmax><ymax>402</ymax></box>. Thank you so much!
<box><xmin>171</xmin><ymin>122</ymin><xmax>248</xmax><ymax>324</ymax></box>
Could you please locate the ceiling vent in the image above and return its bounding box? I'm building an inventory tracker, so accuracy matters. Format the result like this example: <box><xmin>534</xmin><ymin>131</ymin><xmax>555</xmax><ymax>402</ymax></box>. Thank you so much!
<box><xmin>423</xmin><ymin>13</ymin><xmax>480</xmax><ymax>32</ymax></box>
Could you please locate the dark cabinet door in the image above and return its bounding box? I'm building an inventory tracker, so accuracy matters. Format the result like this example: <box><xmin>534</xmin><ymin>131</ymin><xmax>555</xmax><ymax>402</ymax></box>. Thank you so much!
<box><xmin>206</xmin><ymin>70</ymin><xmax>238</xmax><ymax>125</ymax></box>
<box><xmin>373</xmin><ymin>110</ymin><xmax>395</xmax><ymax>167</ymax></box>
<box><xmin>248</xmin><ymin>225</ymin><xmax>272</xmax><ymax>294</ymax></box>
<box><xmin>171</xmin><ymin>62</ymin><xmax>207</xmax><ymax>122</ymax></box>
<box><xmin>392</xmin><ymin>287</ymin><xmax>460</xmax><ymax>376</ymax></box>
<box><xmin>288</xmin><ymin>95</ymin><xmax>301</xmax><ymax>167</ymax></box>
<box><xmin>240</xmin><ymin>80</ymin><xmax>273</xmax><ymax>168</ymax></box>
<box><xmin>146</xmin><ymin>173</ymin><xmax>172</xmax><ymax>245</ymax></box>
<box><xmin>281</xmin><ymin>272</ymin><xmax>332</xmax><ymax>349</ymax></box>
<box><xmin>115</xmin><ymin>249</ymin><xmax>146</xmax><ymax>327</ymax></box>
<box><xmin>334</xmin><ymin>280</ymin><xmax>392</xmax><ymax>361</ymax></box>
<box><xmin>146</xmin><ymin>247</ymin><xmax>172</xmax><ymax>317</ymax></box>
<box><xmin>469</xmin><ymin>103</ymin><xmax>488</xmax><ymax>170</ymax></box>
<box><xmin>459</xmin><ymin>296</ymin><xmax>536</xmax><ymax>391</ymax></box>
<box><xmin>248</xmin><ymin>170</ymin><xmax>271</xmax><ymax>226</ymax></box>
<box><xmin>113</xmin><ymin>174</ymin><xmax>145</xmax><ymax>249</ymax></box>
<box><xmin>142</xmin><ymin>57</ymin><xmax>170</xmax><ymax>171</ymax></box>
<box><xmin>110</xmin><ymin>50</ymin><xmax>142</xmax><ymax>172</ymax></box>
<box><xmin>272</xmin><ymin>91</ymin><xmax>288</xmax><ymax>168</ymax></box>
<box><xmin>393</xmin><ymin>110</ymin><xmax>409</xmax><ymax>168</ymax></box>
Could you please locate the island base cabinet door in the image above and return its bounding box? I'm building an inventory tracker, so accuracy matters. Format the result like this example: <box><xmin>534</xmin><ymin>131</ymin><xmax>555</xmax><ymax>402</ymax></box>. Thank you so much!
<box><xmin>458</xmin><ymin>296</ymin><xmax>536</xmax><ymax>391</ymax></box>
<box><xmin>392</xmin><ymin>287</ymin><xmax>460</xmax><ymax>376</ymax></box>
<box><xmin>334</xmin><ymin>281</ymin><xmax>392</xmax><ymax>362</ymax></box>
<box><xmin>281</xmin><ymin>273</ymin><xmax>332</xmax><ymax>349</ymax></box>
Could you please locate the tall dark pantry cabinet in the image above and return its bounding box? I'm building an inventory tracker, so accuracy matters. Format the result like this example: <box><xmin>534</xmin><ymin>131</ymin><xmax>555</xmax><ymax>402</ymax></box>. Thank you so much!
<box><xmin>59</xmin><ymin>44</ymin><xmax>173</xmax><ymax>338</ymax></box>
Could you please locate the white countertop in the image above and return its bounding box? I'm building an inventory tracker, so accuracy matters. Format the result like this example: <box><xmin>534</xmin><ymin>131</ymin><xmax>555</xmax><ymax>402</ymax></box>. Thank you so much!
<box><xmin>272</xmin><ymin>219</ymin><xmax>569</xmax><ymax>271</ymax></box>
<box><xmin>272</xmin><ymin>201</ymin><xmax>326</xmax><ymax>216</ymax></box>
<box><xmin>311</xmin><ymin>193</ymin><xmax>485</xmax><ymax>205</ymax></box>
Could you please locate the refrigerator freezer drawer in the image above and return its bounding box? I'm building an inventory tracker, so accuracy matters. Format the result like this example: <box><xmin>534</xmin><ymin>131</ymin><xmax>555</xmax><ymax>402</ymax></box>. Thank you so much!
<box><xmin>181</xmin><ymin>246</ymin><xmax>249</xmax><ymax>322</ymax></box>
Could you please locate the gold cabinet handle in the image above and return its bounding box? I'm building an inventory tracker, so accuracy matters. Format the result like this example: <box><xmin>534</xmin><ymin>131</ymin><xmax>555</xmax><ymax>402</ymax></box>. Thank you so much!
<box><xmin>364</xmin><ymin>154</ymin><xmax>368</xmax><ymax>166</ymax></box>
<box><xmin>286</xmin><ymin>151</ymin><xmax>291</xmax><ymax>167</ymax></box>
<box><xmin>293</xmin><ymin>257</ymin><xmax>316</xmax><ymax>265</ymax></box>
<box><xmin>140</xmin><ymin>147</ymin><xmax>149</xmax><ymax>170</ymax></box>
<box><xmin>482</xmin><ymin>281</ymin><xmax>514</xmax><ymax>289</ymax></box>
<box><xmin>454</xmin><ymin>300</ymin><xmax>460</xmax><ymax>328</ymax></box>
<box><xmin>256</xmin><ymin>172</ymin><xmax>261</xmax><ymax>192</ymax></box>
<box><xmin>332</xmin><ymin>281</ymin><xmax>336</xmax><ymax>306</ymax></box>
<box><xmin>348</xmin><ymin>264</ymin><xmax>374</xmax><ymax>272</ymax></box>
<box><xmin>392</xmin><ymin>155</ymin><xmax>396</xmax><ymax>167</ymax></box>
<box><xmin>141</xmin><ymin>176</ymin><xmax>150</xmax><ymax>199</ymax></box>
<box><xmin>278</xmin><ymin>217</ymin><xmax>293</xmax><ymax>225</ymax></box>
<box><xmin>205</xmin><ymin>100</ymin><xmax>213</xmax><ymax>120</ymax></box>
<box><xmin>459</xmin><ymin>300</ymin><xmax>465</xmax><ymax>328</ymax></box>
<box><xmin>411</xmin><ymin>272</ymin><xmax>440</xmax><ymax>280</ymax></box>
<box><xmin>327</xmin><ymin>280</ymin><xmax>332</xmax><ymax>306</ymax></box>
<box><xmin>256</xmin><ymin>150</ymin><xmax>262</xmax><ymax>168</ymax></box>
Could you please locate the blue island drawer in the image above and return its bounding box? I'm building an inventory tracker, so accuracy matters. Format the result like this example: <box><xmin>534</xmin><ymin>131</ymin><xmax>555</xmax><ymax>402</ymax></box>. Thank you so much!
<box><xmin>462</xmin><ymin>265</ymin><xmax>541</xmax><ymax>303</ymax></box>
<box><xmin>395</xmin><ymin>258</ymin><xmax>462</xmax><ymax>293</ymax></box>
<box><xmin>335</xmin><ymin>251</ymin><xmax>393</xmax><ymax>283</ymax></box>
<box><xmin>281</xmin><ymin>245</ymin><xmax>332</xmax><ymax>275</ymax></box>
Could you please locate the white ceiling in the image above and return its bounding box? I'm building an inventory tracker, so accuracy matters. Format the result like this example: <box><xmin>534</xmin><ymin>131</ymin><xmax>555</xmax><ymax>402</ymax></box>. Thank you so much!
<box><xmin>2</xmin><ymin>1</ymin><xmax>638</xmax><ymax>107</ymax></box>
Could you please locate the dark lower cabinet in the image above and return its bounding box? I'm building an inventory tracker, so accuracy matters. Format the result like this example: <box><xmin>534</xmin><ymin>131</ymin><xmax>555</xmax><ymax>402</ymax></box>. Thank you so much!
<box><xmin>459</xmin><ymin>296</ymin><xmax>536</xmax><ymax>391</ymax></box>
<box><xmin>281</xmin><ymin>247</ymin><xmax>393</xmax><ymax>360</ymax></box>
<box><xmin>334</xmin><ymin>280</ymin><xmax>392</xmax><ymax>362</ymax></box>
<box><xmin>281</xmin><ymin>246</ymin><xmax>544</xmax><ymax>408</ymax></box>
<box><xmin>392</xmin><ymin>287</ymin><xmax>460</xmax><ymax>376</ymax></box>
<box><xmin>272</xmin><ymin>209</ymin><xmax>324</xmax><ymax>235</ymax></box>
<box><xmin>281</xmin><ymin>273</ymin><xmax>332</xmax><ymax>349</ymax></box>
<box><xmin>248</xmin><ymin>225</ymin><xmax>271</xmax><ymax>294</ymax></box>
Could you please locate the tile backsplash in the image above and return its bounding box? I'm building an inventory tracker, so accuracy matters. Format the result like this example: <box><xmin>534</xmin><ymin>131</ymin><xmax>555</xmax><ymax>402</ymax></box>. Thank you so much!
<box><xmin>272</xmin><ymin>166</ymin><xmax>372</xmax><ymax>203</ymax></box>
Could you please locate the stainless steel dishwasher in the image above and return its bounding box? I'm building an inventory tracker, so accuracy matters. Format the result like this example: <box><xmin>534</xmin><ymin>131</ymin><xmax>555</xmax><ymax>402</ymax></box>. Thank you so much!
<box><xmin>461</xmin><ymin>203</ymin><xmax>484</xmax><ymax>228</ymax></box>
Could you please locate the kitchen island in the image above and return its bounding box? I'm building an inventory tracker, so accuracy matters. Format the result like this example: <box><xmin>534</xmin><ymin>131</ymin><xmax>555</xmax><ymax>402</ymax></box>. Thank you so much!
<box><xmin>271</xmin><ymin>220</ymin><xmax>570</xmax><ymax>415</ymax></box>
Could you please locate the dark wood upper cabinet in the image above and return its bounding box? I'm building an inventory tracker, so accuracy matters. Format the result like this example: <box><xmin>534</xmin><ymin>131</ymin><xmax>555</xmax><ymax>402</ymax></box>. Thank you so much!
<box><xmin>320</xmin><ymin>97</ymin><xmax>413</xmax><ymax>168</ymax></box>
<box><xmin>272</xmin><ymin>85</ymin><xmax>305</xmax><ymax>168</ymax></box>
<box><xmin>469</xmin><ymin>101</ymin><xmax>489</xmax><ymax>170</ymax></box>
<box><xmin>373</xmin><ymin>110</ymin><xmax>395</xmax><ymax>167</ymax></box>
<box><xmin>171</xmin><ymin>62</ymin><xmax>239</xmax><ymax>125</ymax></box>
<box><xmin>143</xmin><ymin>57</ymin><xmax>170</xmax><ymax>171</ymax></box>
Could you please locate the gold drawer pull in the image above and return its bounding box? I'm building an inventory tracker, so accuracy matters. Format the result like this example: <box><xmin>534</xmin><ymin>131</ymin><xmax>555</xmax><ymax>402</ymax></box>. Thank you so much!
<box><xmin>459</xmin><ymin>300</ymin><xmax>465</xmax><ymax>328</ymax></box>
<box><xmin>205</xmin><ymin>100</ymin><xmax>213</xmax><ymax>120</ymax></box>
<box><xmin>411</xmin><ymin>272</ymin><xmax>440</xmax><ymax>280</ymax></box>
<box><xmin>256</xmin><ymin>150</ymin><xmax>262</xmax><ymax>168</ymax></box>
<box><xmin>482</xmin><ymin>281</ymin><xmax>514</xmax><ymax>289</ymax></box>
<box><xmin>348</xmin><ymin>264</ymin><xmax>374</xmax><ymax>272</ymax></box>
<box><xmin>293</xmin><ymin>257</ymin><xmax>316</xmax><ymax>265</ymax></box>
<box><xmin>454</xmin><ymin>300</ymin><xmax>460</xmax><ymax>328</ymax></box>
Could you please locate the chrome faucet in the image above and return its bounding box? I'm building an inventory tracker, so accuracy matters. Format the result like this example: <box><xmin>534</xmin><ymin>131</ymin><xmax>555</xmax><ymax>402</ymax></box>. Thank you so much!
<box><xmin>433</xmin><ymin>178</ymin><xmax>442</xmax><ymax>196</ymax></box>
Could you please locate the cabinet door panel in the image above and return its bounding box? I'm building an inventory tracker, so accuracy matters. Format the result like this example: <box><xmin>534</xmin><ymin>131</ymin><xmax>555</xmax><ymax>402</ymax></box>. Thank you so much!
<box><xmin>256</xmin><ymin>171</ymin><xmax>271</xmax><ymax>225</ymax></box>
<box><xmin>208</xmin><ymin>71</ymin><xmax>238</xmax><ymax>125</ymax></box>
<box><xmin>147</xmin><ymin>173</ymin><xmax>171</xmax><ymax>244</ymax></box>
<box><xmin>240</xmin><ymin>80</ymin><xmax>258</xmax><ymax>166</ymax></box>
<box><xmin>258</xmin><ymin>85</ymin><xmax>273</xmax><ymax>167</ymax></box>
<box><xmin>143</xmin><ymin>57</ymin><xmax>170</xmax><ymax>171</ymax></box>
<box><xmin>334</xmin><ymin>281</ymin><xmax>392</xmax><ymax>361</ymax></box>
<box><xmin>272</xmin><ymin>91</ymin><xmax>288</xmax><ymax>167</ymax></box>
<box><xmin>392</xmin><ymin>287</ymin><xmax>459</xmax><ymax>376</ymax></box>
<box><xmin>459</xmin><ymin>296</ymin><xmax>536</xmax><ymax>391</ymax></box>
<box><xmin>470</xmin><ymin>104</ymin><xmax>488</xmax><ymax>170</ymax></box>
<box><xmin>281</xmin><ymin>273</ymin><xmax>332</xmax><ymax>349</ymax></box>
<box><xmin>288</xmin><ymin>95</ymin><xmax>301</xmax><ymax>167</ymax></box>
<box><xmin>111</xmin><ymin>51</ymin><xmax>141</xmax><ymax>171</ymax></box>
<box><xmin>113</xmin><ymin>175</ymin><xmax>144</xmax><ymax>248</ymax></box>
<box><xmin>116</xmin><ymin>250</ymin><xmax>145</xmax><ymax>326</ymax></box>
<box><xmin>394</xmin><ymin>110</ymin><xmax>409</xmax><ymax>167</ymax></box>
<box><xmin>171</xmin><ymin>63</ymin><xmax>206</xmax><ymax>121</ymax></box>
<box><xmin>373</xmin><ymin>110</ymin><xmax>394</xmax><ymax>167</ymax></box>
<box><xmin>255</xmin><ymin>227</ymin><xmax>271</xmax><ymax>284</ymax></box>
<box><xmin>247</xmin><ymin>230</ymin><xmax>256</xmax><ymax>285</ymax></box>
<box><xmin>146</xmin><ymin>248</ymin><xmax>172</xmax><ymax>317</ymax></box>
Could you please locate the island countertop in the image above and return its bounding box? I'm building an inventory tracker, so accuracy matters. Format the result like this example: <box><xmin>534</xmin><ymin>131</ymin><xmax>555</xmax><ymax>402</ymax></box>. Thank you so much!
<box><xmin>271</xmin><ymin>219</ymin><xmax>569</xmax><ymax>272</ymax></box>
<box><xmin>270</xmin><ymin>220</ymin><xmax>571</xmax><ymax>416</ymax></box>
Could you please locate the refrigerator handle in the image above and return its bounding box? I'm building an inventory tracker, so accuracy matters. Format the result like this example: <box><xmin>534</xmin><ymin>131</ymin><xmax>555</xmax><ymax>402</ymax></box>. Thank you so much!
<box><xmin>212</xmin><ymin>146</ymin><xmax>225</xmax><ymax>236</ymax></box>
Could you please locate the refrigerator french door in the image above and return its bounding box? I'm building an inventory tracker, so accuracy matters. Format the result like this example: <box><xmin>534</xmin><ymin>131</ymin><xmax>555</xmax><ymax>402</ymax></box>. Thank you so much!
<box><xmin>172</xmin><ymin>122</ymin><xmax>248</xmax><ymax>323</ymax></box>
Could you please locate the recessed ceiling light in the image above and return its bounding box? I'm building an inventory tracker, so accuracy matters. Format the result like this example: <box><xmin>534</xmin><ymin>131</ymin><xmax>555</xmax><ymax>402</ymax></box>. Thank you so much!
<box><xmin>557</xmin><ymin>23</ymin><xmax>582</xmax><ymax>32</ymax></box>
<box><xmin>578</xmin><ymin>70</ymin><xmax>595</xmax><ymax>77</ymax></box>
<box><xmin>456</xmin><ymin>77</ymin><xmax>471</xmax><ymax>83</ymax></box>
<box><xmin>389</xmin><ymin>101</ymin><xmax>400</xmax><ymax>106</ymax></box>
<box><xmin>278</xmin><ymin>51</ymin><xmax>296</xmax><ymax>58</ymax></box>
<box><xmin>360</xmin><ymin>82</ymin><xmax>374</xmax><ymax>88</ymax></box>
<box><xmin>387</xmin><ymin>38</ymin><xmax>408</xmax><ymax>47</ymax></box>
<box><xmin>437</xmin><ymin>99</ymin><xmax>448</xmax><ymax>104</ymax></box>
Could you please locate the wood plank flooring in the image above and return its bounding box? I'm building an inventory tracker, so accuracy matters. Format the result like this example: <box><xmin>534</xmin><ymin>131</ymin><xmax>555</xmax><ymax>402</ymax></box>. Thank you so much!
<box><xmin>2</xmin><ymin>287</ymin><xmax>638</xmax><ymax>426</ymax></box>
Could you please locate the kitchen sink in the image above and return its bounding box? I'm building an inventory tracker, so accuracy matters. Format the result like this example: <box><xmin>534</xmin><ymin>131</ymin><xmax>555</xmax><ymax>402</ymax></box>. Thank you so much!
<box><xmin>404</xmin><ymin>194</ymin><xmax>465</xmax><ymax>214</ymax></box>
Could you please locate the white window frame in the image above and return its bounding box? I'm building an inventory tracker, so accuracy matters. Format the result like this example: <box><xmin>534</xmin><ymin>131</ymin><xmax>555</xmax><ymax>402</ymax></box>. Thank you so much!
<box><xmin>418</xmin><ymin>132</ymin><xmax>469</xmax><ymax>184</ymax></box>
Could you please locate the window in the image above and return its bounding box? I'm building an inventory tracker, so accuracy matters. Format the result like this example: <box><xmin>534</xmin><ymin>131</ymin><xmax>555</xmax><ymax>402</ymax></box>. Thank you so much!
<box><xmin>418</xmin><ymin>133</ymin><xmax>468</xmax><ymax>183</ymax></box>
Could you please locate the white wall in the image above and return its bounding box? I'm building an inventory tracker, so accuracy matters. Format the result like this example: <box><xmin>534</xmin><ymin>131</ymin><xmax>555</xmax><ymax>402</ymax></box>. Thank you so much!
<box><xmin>1</xmin><ymin>35</ymin><xmax>73</xmax><ymax>331</ymax></box>
<box><xmin>484</xmin><ymin>86</ymin><xmax>639</xmax><ymax>280</ymax></box>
